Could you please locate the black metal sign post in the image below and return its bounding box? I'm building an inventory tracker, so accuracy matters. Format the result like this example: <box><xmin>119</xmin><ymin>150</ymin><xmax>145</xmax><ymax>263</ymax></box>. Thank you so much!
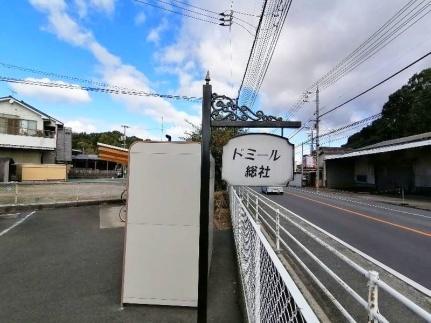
<box><xmin>197</xmin><ymin>73</ymin><xmax>301</xmax><ymax>323</ymax></box>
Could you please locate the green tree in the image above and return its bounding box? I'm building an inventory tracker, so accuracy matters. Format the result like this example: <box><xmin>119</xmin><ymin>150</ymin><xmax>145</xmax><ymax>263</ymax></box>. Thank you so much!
<box><xmin>181</xmin><ymin>121</ymin><xmax>245</xmax><ymax>190</ymax></box>
<box><xmin>72</xmin><ymin>131</ymin><xmax>142</xmax><ymax>153</ymax></box>
<box><xmin>344</xmin><ymin>68</ymin><xmax>431</xmax><ymax>148</ymax></box>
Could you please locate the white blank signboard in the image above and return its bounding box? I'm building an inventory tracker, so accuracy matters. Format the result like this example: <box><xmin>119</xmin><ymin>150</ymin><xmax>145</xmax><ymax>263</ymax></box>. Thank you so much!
<box><xmin>121</xmin><ymin>142</ymin><xmax>213</xmax><ymax>307</ymax></box>
<box><xmin>222</xmin><ymin>134</ymin><xmax>294</xmax><ymax>186</ymax></box>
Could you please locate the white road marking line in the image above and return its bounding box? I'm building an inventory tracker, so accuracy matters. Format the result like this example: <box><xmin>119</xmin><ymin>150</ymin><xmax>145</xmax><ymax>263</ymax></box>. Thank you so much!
<box><xmin>0</xmin><ymin>211</ymin><xmax>35</xmax><ymax>237</ymax></box>
<box><xmin>288</xmin><ymin>187</ymin><xmax>431</xmax><ymax>220</ymax></box>
<box><xmin>249</xmin><ymin>188</ymin><xmax>431</xmax><ymax>297</ymax></box>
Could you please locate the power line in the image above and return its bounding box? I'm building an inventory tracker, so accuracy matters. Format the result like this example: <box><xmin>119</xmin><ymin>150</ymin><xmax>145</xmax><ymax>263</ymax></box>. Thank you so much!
<box><xmin>302</xmin><ymin>113</ymin><xmax>381</xmax><ymax>144</ymax></box>
<box><xmin>237</xmin><ymin>0</ymin><xmax>269</xmax><ymax>99</ymax></box>
<box><xmin>150</xmin><ymin>0</ymin><xmax>221</xmax><ymax>22</ymax></box>
<box><xmin>286</xmin><ymin>0</ymin><xmax>431</xmax><ymax>118</ymax></box>
<box><xmin>0</xmin><ymin>61</ymin><xmax>203</xmax><ymax>100</ymax></box>
<box><xmin>169</xmin><ymin>0</ymin><xmax>220</xmax><ymax>15</ymax></box>
<box><xmin>248</xmin><ymin>0</ymin><xmax>293</xmax><ymax>108</ymax></box>
<box><xmin>320</xmin><ymin>50</ymin><xmax>431</xmax><ymax>118</ymax></box>
<box><xmin>240</xmin><ymin>0</ymin><xmax>282</xmax><ymax>104</ymax></box>
<box><xmin>169</xmin><ymin>0</ymin><xmax>260</xmax><ymax>18</ymax></box>
<box><xmin>134</xmin><ymin>0</ymin><xmax>221</xmax><ymax>25</ymax></box>
<box><xmin>318</xmin><ymin>1</ymin><xmax>431</xmax><ymax>90</ymax></box>
<box><xmin>289</xmin><ymin>49</ymin><xmax>431</xmax><ymax>139</ymax></box>
<box><xmin>0</xmin><ymin>76</ymin><xmax>202</xmax><ymax>101</ymax></box>
<box><xmin>237</xmin><ymin>0</ymin><xmax>294</xmax><ymax>108</ymax></box>
<box><xmin>233</xmin><ymin>9</ymin><xmax>261</xmax><ymax>17</ymax></box>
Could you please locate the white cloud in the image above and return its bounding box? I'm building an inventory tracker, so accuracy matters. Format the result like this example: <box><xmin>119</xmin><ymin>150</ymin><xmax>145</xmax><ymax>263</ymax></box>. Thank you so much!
<box><xmin>10</xmin><ymin>77</ymin><xmax>91</xmax><ymax>103</ymax></box>
<box><xmin>155</xmin><ymin>0</ymin><xmax>431</xmax><ymax>144</ymax></box>
<box><xmin>134</xmin><ymin>11</ymin><xmax>146</xmax><ymax>26</ymax></box>
<box><xmin>29</xmin><ymin>0</ymin><xmax>199</xmax><ymax>139</ymax></box>
<box><xmin>90</xmin><ymin>0</ymin><xmax>116</xmax><ymax>15</ymax></box>
<box><xmin>74</xmin><ymin>0</ymin><xmax>87</xmax><ymax>18</ymax></box>
<box><xmin>72</xmin><ymin>0</ymin><xmax>116</xmax><ymax>17</ymax></box>
<box><xmin>65</xmin><ymin>119</ymin><xmax>98</xmax><ymax>133</ymax></box>
<box><xmin>146</xmin><ymin>19</ymin><xmax>169</xmax><ymax>44</ymax></box>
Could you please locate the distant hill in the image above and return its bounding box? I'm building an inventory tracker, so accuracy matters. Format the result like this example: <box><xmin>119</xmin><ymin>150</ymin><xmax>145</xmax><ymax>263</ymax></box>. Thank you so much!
<box><xmin>72</xmin><ymin>130</ymin><xmax>142</xmax><ymax>154</ymax></box>
<box><xmin>344</xmin><ymin>68</ymin><xmax>431</xmax><ymax>148</ymax></box>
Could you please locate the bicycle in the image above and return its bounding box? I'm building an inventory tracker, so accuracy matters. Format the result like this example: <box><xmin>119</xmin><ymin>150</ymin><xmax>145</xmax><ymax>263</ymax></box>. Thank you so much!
<box><xmin>119</xmin><ymin>188</ymin><xmax>128</xmax><ymax>222</ymax></box>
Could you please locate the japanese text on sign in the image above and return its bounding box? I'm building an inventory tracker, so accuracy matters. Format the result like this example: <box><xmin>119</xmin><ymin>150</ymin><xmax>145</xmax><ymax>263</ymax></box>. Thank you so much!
<box><xmin>222</xmin><ymin>134</ymin><xmax>294</xmax><ymax>186</ymax></box>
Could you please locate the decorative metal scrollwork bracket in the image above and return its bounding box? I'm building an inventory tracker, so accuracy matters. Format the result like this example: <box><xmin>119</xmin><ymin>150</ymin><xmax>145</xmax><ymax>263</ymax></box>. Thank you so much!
<box><xmin>210</xmin><ymin>93</ymin><xmax>301</xmax><ymax>128</ymax></box>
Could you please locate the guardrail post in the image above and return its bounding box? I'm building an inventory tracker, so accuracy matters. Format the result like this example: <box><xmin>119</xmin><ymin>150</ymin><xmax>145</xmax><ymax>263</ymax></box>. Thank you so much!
<box><xmin>15</xmin><ymin>184</ymin><xmax>18</xmax><ymax>204</ymax></box>
<box><xmin>367</xmin><ymin>271</ymin><xmax>380</xmax><ymax>323</ymax></box>
<box><xmin>276</xmin><ymin>208</ymin><xmax>281</xmax><ymax>253</ymax></box>
<box><xmin>254</xmin><ymin>235</ymin><xmax>261</xmax><ymax>322</ymax></box>
<box><xmin>255</xmin><ymin>196</ymin><xmax>260</xmax><ymax>224</ymax></box>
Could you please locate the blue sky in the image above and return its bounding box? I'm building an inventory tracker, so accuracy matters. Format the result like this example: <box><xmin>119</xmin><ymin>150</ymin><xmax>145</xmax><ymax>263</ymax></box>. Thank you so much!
<box><xmin>0</xmin><ymin>0</ymin><xmax>430</xmax><ymax>153</ymax></box>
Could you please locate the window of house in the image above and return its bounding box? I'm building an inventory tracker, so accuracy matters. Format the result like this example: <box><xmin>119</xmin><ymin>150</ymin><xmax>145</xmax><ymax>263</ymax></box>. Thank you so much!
<box><xmin>19</xmin><ymin>119</ymin><xmax>37</xmax><ymax>136</ymax></box>
<box><xmin>0</xmin><ymin>117</ymin><xmax>7</xmax><ymax>134</ymax></box>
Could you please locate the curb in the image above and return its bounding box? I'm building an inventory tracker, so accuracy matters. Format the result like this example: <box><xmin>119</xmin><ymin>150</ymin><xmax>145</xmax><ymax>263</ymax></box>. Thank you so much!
<box><xmin>0</xmin><ymin>199</ymin><xmax>122</xmax><ymax>213</ymax></box>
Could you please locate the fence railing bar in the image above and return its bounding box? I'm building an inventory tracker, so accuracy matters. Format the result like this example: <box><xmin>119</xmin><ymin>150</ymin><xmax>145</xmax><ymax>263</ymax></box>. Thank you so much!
<box><xmin>278</xmin><ymin>238</ymin><xmax>357</xmax><ymax>323</ymax></box>
<box><xmin>377</xmin><ymin>279</ymin><xmax>431</xmax><ymax>320</ymax></box>
<box><xmin>232</xmin><ymin>188</ymin><xmax>320</xmax><ymax>323</ymax></box>
<box><xmin>241</xmin><ymin>187</ymin><xmax>431</xmax><ymax>322</ymax></box>
<box><xmin>243</xmin><ymin>186</ymin><xmax>431</xmax><ymax>321</ymax></box>
<box><xmin>274</xmin><ymin>217</ymin><xmax>378</xmax><ymax>319</ymax></box>
<box><xmin>258</xmin><ymin>215</ymin><xmax>276</xmax><ymax>235</ymax></box>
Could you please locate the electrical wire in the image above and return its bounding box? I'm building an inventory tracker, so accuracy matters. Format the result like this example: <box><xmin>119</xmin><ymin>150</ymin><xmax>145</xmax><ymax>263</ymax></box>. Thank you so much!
<box><xmin>0</xmin><ymin>61</ymin><xmax>203</xmax><ymax>100</ymax></box>
<box><xmin>134</xmin><ymin>0</ymin><xmax>220</xmax><ymax>25</ymax></box>
<box><xmin>318</xmin><ymin>1</ymin><xmax>431</xmax><ymax>91</ymax></box>
<box><xmin>150</xmin><ymin>0</ymin><xmax>221</xmax><ymax>21</ymax></box>
<box><xmin>289</xmin><ymin>49</ymin><xmax>431</xmax><ymax>139</ymax></box>
<box><xmin>238</xmin><ymin>0</ymin><xmax>293</xmax><ymax>107</ymax></box>
<box><xmin>248</xmin><ymin>0</ymin><xmax>293</xmax><ymax>107</ymax></box>
<box><xmin>286</xmin><ymin>0</ymin><xmax>431</xmax><ymax>119</ymax></box>
<box><xmin>301</xmin><ymin>113</ymin><xmax>381</xmax><ymax>144</ymax></box>
<box><xmin>237</xmin><ymin>0</ymin><xmax>269</xmax><ymax>99</ymax></box>
<box><xmin>0</xmin><ymin>76</ymin><xmax>202</xmax><ymax>101</ymax></box>
<box><xmin>320</xmin><ymin>50</ymin><xmax>431</xmax><ymax>118</ymax></box>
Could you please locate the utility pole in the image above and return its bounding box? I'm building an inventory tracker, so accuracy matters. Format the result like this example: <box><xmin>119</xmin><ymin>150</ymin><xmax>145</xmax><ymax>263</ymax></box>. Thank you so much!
<box><xmin>301</xmin><ymin>142</ymin><xmax>304</xmax><ymax>187</ymax></box>
<box><xmin>121</xmin><ymin>125</ymin><xmax>130</xmax><ymax>148</ymax></box>
<box><xmin>309</xmin><ymin>129</ymin><xmax>314</xmax><ymax>156</ymax></box>
<box><xmin>121</xmin><ymin>124</ymin><xmax>130</xmax><ymax>179</ymax></box>
<box><xmin>161</xmin><ymin>116</ymin><xmax>164</xmax><ymax>141</ymax></box>
<box><xmin>315</xmin><ymin>86</ymin><xmax>320</xmax><ymax>189</ymax></box>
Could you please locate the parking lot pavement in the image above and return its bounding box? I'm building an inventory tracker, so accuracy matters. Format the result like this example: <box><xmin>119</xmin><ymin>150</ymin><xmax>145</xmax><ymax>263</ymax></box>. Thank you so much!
<box><xmin>0</xmin><ymin>205</ymin><xmax>243</xmax><ymax>323</ymax></box>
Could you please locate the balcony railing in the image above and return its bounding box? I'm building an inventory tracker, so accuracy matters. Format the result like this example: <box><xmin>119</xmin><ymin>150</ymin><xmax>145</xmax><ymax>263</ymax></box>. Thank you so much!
<box><xmin>0</xmin><ymin>126</ymin><xmax>55</xmax><ymax>138</ymax></box>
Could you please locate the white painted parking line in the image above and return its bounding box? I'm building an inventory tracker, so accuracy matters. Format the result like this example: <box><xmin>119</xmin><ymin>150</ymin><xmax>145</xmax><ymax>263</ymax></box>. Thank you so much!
<box><xmin>0</xmin><ymin>211</ymin><xmax>35</xmax><ymax>237</ymax></box>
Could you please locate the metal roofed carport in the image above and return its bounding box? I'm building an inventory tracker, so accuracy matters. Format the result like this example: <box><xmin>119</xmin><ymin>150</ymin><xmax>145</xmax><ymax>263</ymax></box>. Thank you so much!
<box><xmin>323</xmin><ymin>133</ymin><xmax>431</xmax><ymax>192</ymax></box>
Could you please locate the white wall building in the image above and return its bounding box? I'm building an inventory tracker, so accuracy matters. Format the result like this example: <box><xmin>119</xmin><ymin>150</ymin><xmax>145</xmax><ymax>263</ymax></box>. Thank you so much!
<box><xmin>0</xmin><ymin>96</ymin><xmax>71</xmax><ymax>164</ymax></box>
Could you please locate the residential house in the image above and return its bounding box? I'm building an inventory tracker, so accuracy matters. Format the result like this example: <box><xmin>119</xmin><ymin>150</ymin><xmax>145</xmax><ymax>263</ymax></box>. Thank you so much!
<box><xmin>0</xmin><ymin>96</ymin><xmax>72</xmax><ymax>165</ymax></box>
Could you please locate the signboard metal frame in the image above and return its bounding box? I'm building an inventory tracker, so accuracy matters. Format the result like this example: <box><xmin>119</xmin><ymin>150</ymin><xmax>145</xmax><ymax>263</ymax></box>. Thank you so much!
<box><xmin>197</xmin><ymin>73</ymin><xmax>301</xmax><ymax>323</ymax></box>
<box><xmin>222</xmin><ymin>133</ymin><xmax>295</xmax><ymax>186</ymax></box>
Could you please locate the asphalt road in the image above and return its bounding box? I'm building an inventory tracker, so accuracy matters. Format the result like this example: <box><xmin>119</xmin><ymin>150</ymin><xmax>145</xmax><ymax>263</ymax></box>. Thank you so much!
<box><xmin>264</xmin><ymin>187</ymin><xmax>431</xmax><ymax>289</ymax></box>
<box><xmin>0</xmin><ymin>206</ymin><xmax>242</xmax><ymax>323</ymax></box>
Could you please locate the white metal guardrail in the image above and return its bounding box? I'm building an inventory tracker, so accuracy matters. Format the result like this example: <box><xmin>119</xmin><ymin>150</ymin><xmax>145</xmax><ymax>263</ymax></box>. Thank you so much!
<box><xmin>230</xmin><ymin>187</ymin><xmax>319</xmax><ymax>323</ymax></box>
<box><xmin>236</xmin><ymin>186</ymin><xmax>431</xmax><ymax>323</ymax></box>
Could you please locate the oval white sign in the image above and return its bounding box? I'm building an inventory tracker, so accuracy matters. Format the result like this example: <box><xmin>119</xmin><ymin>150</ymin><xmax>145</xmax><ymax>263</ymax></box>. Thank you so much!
<box><xmin>222</xmin><ymin>134</ymin><xmax>294</xmax><ymax>186</ymax></box>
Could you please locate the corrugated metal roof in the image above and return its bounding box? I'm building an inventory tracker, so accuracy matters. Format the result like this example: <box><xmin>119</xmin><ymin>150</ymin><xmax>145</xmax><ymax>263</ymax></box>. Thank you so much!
<box><xmin>358</xmin><ymin>132</ymin><xmax>431</xmax><ymax>150</ymax></box>
<box><xmin>325</xmin><ymin>138</ymin><xmax>431</xmax><ymax>160</ymax></box>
